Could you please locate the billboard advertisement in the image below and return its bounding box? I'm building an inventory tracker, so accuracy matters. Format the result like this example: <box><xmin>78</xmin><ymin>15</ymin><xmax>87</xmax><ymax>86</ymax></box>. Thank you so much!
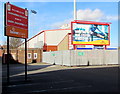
<box><xmin>5</xmin><ymin>2</ymin><xmax>28</xmax><ymax>38</ymax></box>
<box><xmin>71</xmin><ymin>21</ymin><xmax>110</xmax><ymax>45</ymax></box>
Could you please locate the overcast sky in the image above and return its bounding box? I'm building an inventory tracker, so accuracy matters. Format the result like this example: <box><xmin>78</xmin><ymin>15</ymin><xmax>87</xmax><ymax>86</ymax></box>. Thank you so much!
<box><xmin>0</xmin><ymin>0</ymin><xmax>119</xmax><ymax>47</ymax></box>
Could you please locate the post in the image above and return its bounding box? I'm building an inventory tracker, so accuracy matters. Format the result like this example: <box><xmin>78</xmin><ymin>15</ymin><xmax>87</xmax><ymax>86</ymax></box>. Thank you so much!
<box><xmin>104</xmin><ymin>45</ymin><xmax>107</xmax><ymax>50</ymax></box>
<box><xmin>74</xmin><ymin>0</ymin><xmax>77</xmax><ymax>20</ymax></box>
<box><xmin>7</xmin><ymin>36</ymin><xmax>10</xmax><ymax>85</ymax></box>
<box><xmin>25</xmin><ymin>38</ymin><xmax>27</xmax><ymax>81</ymax></box>
<box><xmin>74</xmin><ymin>45</ymin><xmax>76</xmax><ymax>50</ymax></box>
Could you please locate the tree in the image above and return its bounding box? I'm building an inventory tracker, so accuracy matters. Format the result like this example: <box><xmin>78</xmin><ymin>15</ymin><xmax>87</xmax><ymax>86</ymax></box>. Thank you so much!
<box><xmin>9</xmin><ymin>37</ymin><xmax>23</xmax><ymax>49</ymax></box>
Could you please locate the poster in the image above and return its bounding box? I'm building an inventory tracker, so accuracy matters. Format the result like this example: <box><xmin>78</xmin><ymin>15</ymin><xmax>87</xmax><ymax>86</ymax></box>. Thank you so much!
<box><xmin>72</xmin><ymin>23</ymin><xmax>110</xmax><ymax>45</ymax></box>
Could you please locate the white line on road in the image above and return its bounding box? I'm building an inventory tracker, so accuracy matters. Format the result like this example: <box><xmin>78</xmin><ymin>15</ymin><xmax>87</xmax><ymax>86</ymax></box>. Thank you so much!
<box><xmin>7</xmin><ymin>80</ymin><xmax>75</xmax><ymax>88</ymax></box>
<box><xmin>29</xmin><ymin>85</ymin><xmax>92</xmax><ymax>93</ymax></box>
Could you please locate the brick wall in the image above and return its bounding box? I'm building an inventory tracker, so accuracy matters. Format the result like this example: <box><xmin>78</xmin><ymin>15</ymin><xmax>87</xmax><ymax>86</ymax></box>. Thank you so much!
<box><xmin>2</xmin><ymin>48</ymin><xmax>43</xmax><ymax>64</ymax></box>
<box><xmin>0</xmin><ymin>49</ymin><xmax>3</xmax><ymax>57</ymax></box>
<box><xmin>46</xmin><ymin>46</ymin><xmax>57</xmax><ymax>51</ymax></box>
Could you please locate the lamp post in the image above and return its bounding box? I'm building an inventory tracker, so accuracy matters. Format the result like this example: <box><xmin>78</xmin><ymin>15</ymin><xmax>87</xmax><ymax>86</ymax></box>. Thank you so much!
<box><xmin>30</xmin><ymin>10</ymin><xmax>38</xmax><ymax>48</ymax></box>
<box><xmin>74</xmin><ymin>0</ymin><xmax>77</xmax><ymax>21</ymax></box>
<box><xmin>73</xmin><ymin>0</ymin><xmax>77</xmax><ymax>50</ymax></box>
<box><xmin>31</xmin><ymin>10</ymin><xmax>37</xmax><ymax>14</ymax></box>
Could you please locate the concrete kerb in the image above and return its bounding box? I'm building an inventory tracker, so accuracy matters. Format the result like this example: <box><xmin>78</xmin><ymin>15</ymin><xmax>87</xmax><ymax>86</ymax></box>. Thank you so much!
<box><xmin>29</xmin><ymin>62</ymin><xmax>119</xmax><ymax>70</ymax></box>
<box><xmin>8</xmin><ymin>62</ymin><xmax>119</xmax><ymax>78</ymax></box>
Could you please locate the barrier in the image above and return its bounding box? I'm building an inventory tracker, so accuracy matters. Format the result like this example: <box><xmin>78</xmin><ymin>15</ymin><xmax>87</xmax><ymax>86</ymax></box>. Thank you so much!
<box><xmin>54</xmin><ymin>51</ymin><xmax>63</xmax><ymax>65</ymax></box>
<box><xmin>62</xmin><ymin>50</ymin><xmax>71</xmax><ymax>66</ymax></box>
<box><xmin>42</xmin><ymin>50</ymin><xmax>118</xmax><ymax>66</ymax></box>
<box><xmin>104</xmin><ymin>50</ymin><xmax>118</xmax><ymax>65</ymax></box>
<box><xmin>88</xmin><ymin>50</ymin><xmax>104</xmax><ymax>65</ymax></box>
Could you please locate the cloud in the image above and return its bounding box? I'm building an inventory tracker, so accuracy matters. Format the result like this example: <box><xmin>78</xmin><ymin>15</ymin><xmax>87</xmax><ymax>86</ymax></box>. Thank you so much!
<box><xmin>77</xmin><ymin>9</ymin><xmax>104</xmax><ymax>21</ymax></box>
<box><xmin>51</xmin><ymin>8</ymin><xmax>118</xmax><ymax>29</ymax></box>
<box><xmin>77</xmin><ymin>8</ymin><xmax>118</xmax><ymax>21</ymax></box>
<box><xmin>0</xmin><ymin>40</ymin><xmax>4</xmax><ymax>45</ymax></box>
<box><xmin>103</xmin><ymin>15</ymin><xmax>118</xmax><ymax>21</ymax></box>
<box><xmin>50</xmin><ymin>19</ymin><xmax>72</xmax><ymax>29</ymax></box>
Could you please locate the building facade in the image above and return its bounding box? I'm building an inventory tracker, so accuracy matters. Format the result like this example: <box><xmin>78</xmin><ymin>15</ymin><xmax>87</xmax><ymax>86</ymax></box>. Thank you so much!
<box><xmin>19</xmin><ymin>29</ymin><xmax>74</xmax><ymax>51</ymax></box>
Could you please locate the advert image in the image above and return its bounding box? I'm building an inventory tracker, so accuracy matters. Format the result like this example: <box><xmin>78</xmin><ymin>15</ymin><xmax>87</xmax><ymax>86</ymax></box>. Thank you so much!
<box><xmin>72</xmin><ymin>23</ymin><xmax>109</xmax><ymax>45</ymax></box>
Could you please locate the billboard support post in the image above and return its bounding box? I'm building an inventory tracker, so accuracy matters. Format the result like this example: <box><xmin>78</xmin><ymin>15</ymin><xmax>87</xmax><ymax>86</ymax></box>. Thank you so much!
<box><xmin>104</xmin><ymin>45</ymin><xmax>107</xmax><ymax>50</ymax></box>
<box><xmin>5</xmin><ymin>3</ymin><xmax>10</xmax><ymax>85</ymax></box>
<box><xmin>73</xmin><ymin>45</ymin><xmax>76</xmax><ymax>50</ymax></box>
<box><xmin>7</xmin><ymin>36</ymin><xmax>10</xmax><ymax>85</ymax></box>
<box><xmin>25</xmin><ymin>38</ymin><xmax>27</xmax><ymax>81</ymax></box>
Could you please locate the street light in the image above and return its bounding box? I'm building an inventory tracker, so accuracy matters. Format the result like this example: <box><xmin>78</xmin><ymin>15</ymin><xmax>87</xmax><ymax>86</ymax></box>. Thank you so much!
<box><xmin>31</xmin><ymin>10</ymin><xmax>37</xmax><ymax>14</ymax></box>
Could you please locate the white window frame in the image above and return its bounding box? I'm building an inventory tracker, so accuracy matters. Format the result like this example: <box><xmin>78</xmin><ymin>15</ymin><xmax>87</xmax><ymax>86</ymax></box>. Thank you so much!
<box><xmin>28</xmin><ymin>53</ymin><xmax>32</xmax><ymax>59</ymax></box>
<box><xmin>34</xmin><ymin>53</ymin><xmax>37</xmax><ymax>59</ymax></box>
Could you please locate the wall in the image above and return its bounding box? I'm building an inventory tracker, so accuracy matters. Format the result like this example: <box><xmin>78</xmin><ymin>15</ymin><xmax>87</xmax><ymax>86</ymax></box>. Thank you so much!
<box><xmin>28</xmin><ymin>33</ymin><xmax>44</xmax><ymax>48</ymax></box>
<box><xmin>46</xmin><ymin>30</ymin><xmax>70</xmax><ymax>45</ymax></box>
<box><xmin>42</xmin><ymin>50</ymin><xmax>118</xmax><ymax>66</ymax></box>
<box><xmin>2</xmin><ymin>48</ymin><xmax>43</xmax><ymax>64</ymax></box>
<box><xmin>46</xmin><ymin>46</ymin><xmax>57</xmax><ymax>51</ymax></box>
<box><xmin>19</xmin><ymin>29</ymin><xmax>71</xmax><ymax>51</ymax></box>
<box><xmin>58</xmin><ymin>34</ymin><xmax>69</xmax><ymax>51</ymax></box>
<box><xmin>0</xmin><ymin>49</ymin><xmax>3</xmax><ymax>57</ymax></box>
<box><xmin>19</xmin><ymin>31</ymin><xmax>44</xmax><ymax>48</ymax></box>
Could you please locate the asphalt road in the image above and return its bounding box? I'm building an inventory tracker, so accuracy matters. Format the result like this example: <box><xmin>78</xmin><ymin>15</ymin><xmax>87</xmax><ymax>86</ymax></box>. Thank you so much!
<box><xmin>2</xmin><ymin>63</ymin><xmax>120</xmax><ymax>94</ymax></box>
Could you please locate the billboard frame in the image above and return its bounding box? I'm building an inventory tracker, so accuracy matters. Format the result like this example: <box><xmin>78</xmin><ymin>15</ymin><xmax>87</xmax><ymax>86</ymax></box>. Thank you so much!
<box><xmin>71</xmin><ymin>20</ymin><xmax>111</xmax><ymax>46</ymax></box>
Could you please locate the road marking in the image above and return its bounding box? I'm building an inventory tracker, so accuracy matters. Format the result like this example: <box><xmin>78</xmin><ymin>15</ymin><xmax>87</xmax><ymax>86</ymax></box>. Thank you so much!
<box><xmin>7</xmin><ymin>80</ymin><xmax>75</xmax><ymax>88</ymax></box>
<box><xmin>29</xmin><ymin>85</ymin><xmax>92</xmax><ymax>93</ymax></box>
<box><xmin>8</xmin><ymin>83</ymin><xmax>33</xmax><ymax>88</ymax></box>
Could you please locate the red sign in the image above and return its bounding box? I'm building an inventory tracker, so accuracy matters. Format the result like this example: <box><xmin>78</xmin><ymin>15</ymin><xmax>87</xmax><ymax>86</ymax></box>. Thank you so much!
<box><xmin>5</xmin><ymin>2</ymin><xmax>28</xmax><ymax>38</ymax></box>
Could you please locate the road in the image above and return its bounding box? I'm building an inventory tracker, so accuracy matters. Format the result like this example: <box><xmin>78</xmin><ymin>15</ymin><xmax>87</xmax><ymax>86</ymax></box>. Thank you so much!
<box><xmin>2</xmin><ymin>63</ymin><xmax>120</xmax><ymax>94</ymax></box>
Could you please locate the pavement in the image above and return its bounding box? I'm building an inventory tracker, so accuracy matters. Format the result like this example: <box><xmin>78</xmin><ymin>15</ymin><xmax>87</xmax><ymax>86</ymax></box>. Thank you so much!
<box><xmin>2</xmin><ymin>62</ymin><xmax>120</xmax><ymax>94</ymax></box>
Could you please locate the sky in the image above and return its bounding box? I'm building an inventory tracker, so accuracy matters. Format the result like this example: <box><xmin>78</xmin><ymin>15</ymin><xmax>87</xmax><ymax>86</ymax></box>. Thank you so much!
<box><xmin>0</xmin><ymin>0</ymin><xmax>119</xmax><ymax>47</ymax></box>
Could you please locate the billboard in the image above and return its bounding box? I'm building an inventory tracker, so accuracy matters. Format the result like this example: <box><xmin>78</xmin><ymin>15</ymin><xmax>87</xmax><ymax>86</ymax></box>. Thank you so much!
<box><xmin>5</xmin><ymin>2</ymin><xmax>28</xmax><ymax>38</ymax></box>
<box><xmin>71</xmin><ymin>21</ymin><xmax>110</xmax><ymax>45</ymax></box>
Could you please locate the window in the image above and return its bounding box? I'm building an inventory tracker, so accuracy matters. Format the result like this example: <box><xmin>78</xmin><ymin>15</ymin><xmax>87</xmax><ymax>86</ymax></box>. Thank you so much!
<box><xmin>28</xmin><ymin>53</ymin><xmax>31</xmax><ymax>59</ymax></box>
<box><xmin>34</xmin><ymin>53</ymin><xmax>37</xmax><ymax>59</ymax></box>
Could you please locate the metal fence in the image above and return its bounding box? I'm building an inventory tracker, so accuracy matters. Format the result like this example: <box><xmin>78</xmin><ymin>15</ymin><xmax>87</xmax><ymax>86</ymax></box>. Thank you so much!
<box><xmin>42</xmin><ymin>50</ymin><xmax>118</xmax><ymax>66</ymax></box>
